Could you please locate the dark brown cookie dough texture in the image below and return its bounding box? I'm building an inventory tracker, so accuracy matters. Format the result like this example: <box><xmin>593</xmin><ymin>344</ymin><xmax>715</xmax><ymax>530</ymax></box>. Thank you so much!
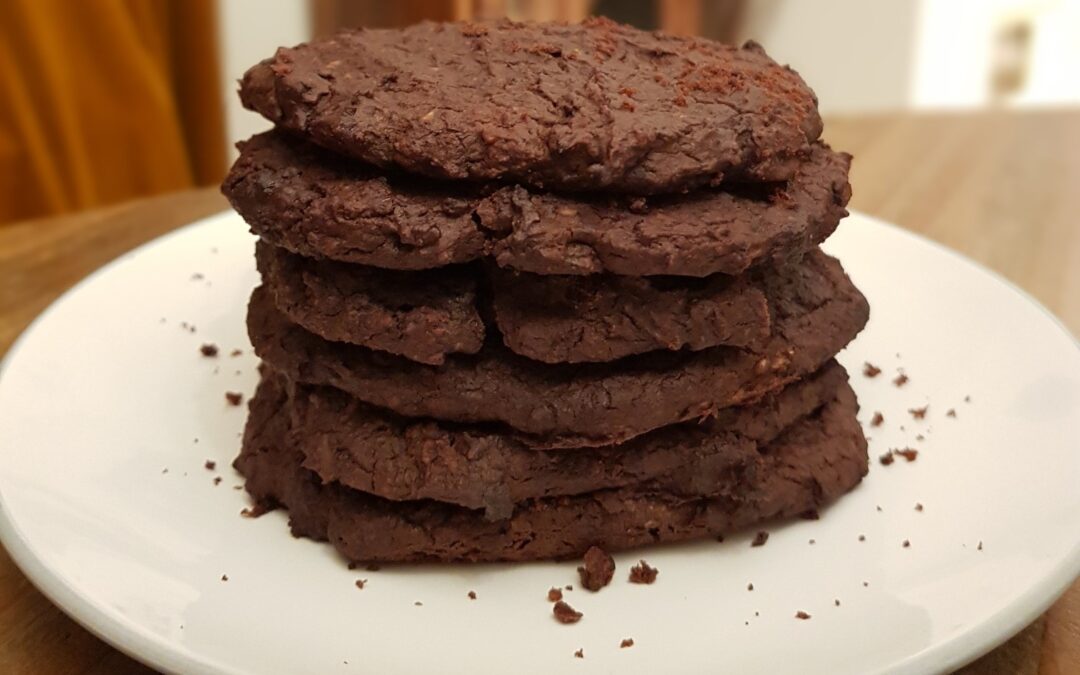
<box><xmin>239</xmin><ymin>18</ymin><xmax>822</xmax><ymax>194</ymax></box>
<box><xmin>223</xmin><ymin>17</ymin><xmax>871</xmax><ymax>564</ymax></box>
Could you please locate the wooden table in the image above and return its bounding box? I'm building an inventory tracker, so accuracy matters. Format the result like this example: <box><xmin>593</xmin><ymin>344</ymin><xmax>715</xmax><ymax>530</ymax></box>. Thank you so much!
<box><xmin>1</xmin><ymin>111</ymin><xmax>1077</xmax><ymax>674</ymax></box>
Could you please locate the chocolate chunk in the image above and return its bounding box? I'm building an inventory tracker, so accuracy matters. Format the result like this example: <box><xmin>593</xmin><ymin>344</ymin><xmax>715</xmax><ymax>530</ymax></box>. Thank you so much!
<box><xmin>225</xmin><ymin>391</ymin><xmax>244</xmax><ymax>406</ymax></box>
<box><xmin>620</xmin><ymin>638</ymin><xmax>634</xmax><ymax>648</ymax></box>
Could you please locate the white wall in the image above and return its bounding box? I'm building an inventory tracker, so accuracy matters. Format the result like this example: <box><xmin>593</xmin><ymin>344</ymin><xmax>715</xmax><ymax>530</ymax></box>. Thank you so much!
<box><xmin>215</xmin><ymin>0</ymin><xmax>312</xmax><ymax>160</ymax></box>
<box><xmin>735</xmin><ymin>0</ymin><xmax>920</xmax><ymax>115</ymax></box>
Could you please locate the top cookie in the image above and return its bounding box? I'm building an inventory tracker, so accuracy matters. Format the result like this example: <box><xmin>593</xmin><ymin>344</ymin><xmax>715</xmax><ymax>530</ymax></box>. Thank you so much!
<box><xmin>239</xmin><ymin>18</ymin><xmax>822</xmax><ymax>194</ymax></box>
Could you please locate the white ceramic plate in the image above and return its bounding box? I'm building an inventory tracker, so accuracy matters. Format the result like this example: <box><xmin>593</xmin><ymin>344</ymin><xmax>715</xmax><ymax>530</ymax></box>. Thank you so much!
<box><xmin>0</xmin><ymin>211</ymin><xmax>1078</xmax><ymax>675</ymax></box>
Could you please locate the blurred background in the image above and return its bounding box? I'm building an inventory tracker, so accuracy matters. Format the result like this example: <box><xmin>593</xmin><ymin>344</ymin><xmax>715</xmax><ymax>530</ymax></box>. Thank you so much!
<box><xmin>2</xmin><ymin>0</ymin><xmax>1079</xmax><ymax>225</ymax></box>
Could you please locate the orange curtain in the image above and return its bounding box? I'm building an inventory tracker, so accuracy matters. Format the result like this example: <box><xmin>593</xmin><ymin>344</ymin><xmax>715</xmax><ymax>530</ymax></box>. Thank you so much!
<box><xmin>0</xmin><ymin>0</ymin><xmax>226</xmax><ymax>224</ymax></box>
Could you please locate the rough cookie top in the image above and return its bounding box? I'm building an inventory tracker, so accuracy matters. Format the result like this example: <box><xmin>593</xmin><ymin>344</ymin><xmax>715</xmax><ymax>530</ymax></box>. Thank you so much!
<box><xmin>240</xmin><ymin>17</ymin><xmax>823</xmax><ymax>194</ymax></box>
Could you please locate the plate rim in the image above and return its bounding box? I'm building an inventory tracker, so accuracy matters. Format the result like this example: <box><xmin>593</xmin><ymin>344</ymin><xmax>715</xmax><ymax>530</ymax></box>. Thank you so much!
<box><xmin>0</xmin><ymin>209</ymin><xmax>1077</xmax><ymax>675</ymax></box>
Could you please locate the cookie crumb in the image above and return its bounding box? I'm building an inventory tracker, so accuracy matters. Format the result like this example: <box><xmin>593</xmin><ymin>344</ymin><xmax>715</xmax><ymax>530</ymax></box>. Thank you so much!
<box><xmin>795</xmin><ymin>611</ymin><xmax>811</xmax><ymax>620</ymax></box>
<box><xmin>863</xmin><ymin>362</ymin><xmax>882</xmax><ymax>378</ymax></box>
<box><xmin>230</xmin><ymin>349</ymin><xmax>243</xmax><ymax>357</ymax></box>
<box><xmin>863</xmin><ymin>581</ymin><xmax>869</xmax><ymax>587</ymax></box>
<box><xmin>858</xmin><ymin>534</ymin><xmax>866</xmax><ymax>541</ymax></box>
<box><xmin>204</xmin><ymin>460</ymin><xmax>216</xmax><ymax>470</ymax></box>
<box><xmin>870</xmin><ymin>412</ymin><xmax>884</xmax><ymax>427</ymax></box>
<box><xmin>902</xmin><ymin>540</ymin><xmax>911</xmax><ymax>548</ymax></box>
<box><xmin>548</xmin><ymin>587</ymin><xmax>564</xmax><ymax>602</ymax></box>
<box><xmin>893</xmin><ymin>373</ymin><xmax>909</xmax><ymax>387</ymax></box>
<box><xmin>578</xmin><ymin>545</ymin><xmax>615</xmax><ymax>591</ymax></box>
<box><xmin>834</xmin><ymin>599</ymin><xmax>841</xmax><ymax>607</ymax></box>
<box><xmin>467</xmin><ymin>590</ymin><xmax>477</xmax><ymax>600</ymax></box>
<box><xmin>574</xmin><ymin>649</ymin><xmax>584</xmax><ymax>659</ymax></box>
<box><xmin>751</xmin><ymin>531</ymin><xmax>769</xmax><ymax>547</ymax></box>
<box><xmin>894</xmin><ymin>448</ymin><xmax>918</xmax><ymax>462</ymax></box>
<box><xmin>553</xmin><ymin>601</ymin><xmax>582</xmax><ymax>624</ymax></box>
<box><xmin>213</xmin><ymin>476</ymin><xmax>222</xmax><ymax>486</ymax></box>
<box><xmin>220</xmin><ymin>574</ymin><xmax>228</xmax><ymax>582</ymax></box>
<box><xmin>199</xmin><ymin>343</ymin><xmax>217</xmax><ymax>357</ymax></box>
<box><xmin>620</xmin><ymin>638</ymin><xmax>634</xmax><ymax>648</ymax></box>
<box><xmin>879</xmin><ymin>452</ymin><xmax>895</xmax><ymax>466</ymax></box>
<box><xmin>915</xmin><ymin>503</ymin><xmax>924</xmax><ymax>512</ymax></box>
<box><xmin>747</xmin><ymin>583</ymin><xmax>754</xmax><ymax>591</ymax></box>
<box><xmin>876</xmin><ymin>505</ymin><xmax>883</xmax><ymax>512</ymax></box>
<box><xmin>977</xmin><ymin>541</ymin><xmax>983</xmax><ymax>551</ymax></box>
<box><xmin>916</xmin><ymin>434</ymin><xmax>925</xmax><ymax>441</ymax></box>
<box><xmin>565</xmin><ymin>584</ymin><xmax>573</xmax><ymax>591</ymax></box>
<box><xmin>964</xmin><ymin>395</ymin><xmax>972</xmax><ymax>403</ymax></box>
<box><xmin>909</xmin><ymin>406</ymin><xmax>928</xmax><ymax>420</ymax></box>
<box><xmin>414</xmin><ymin>601</ymin><xmax>423</xmax><ymax>606</ymax></box>
<box><xmin>946</xmin><ymin>408</ymin><xmax>957</xmax><ymax>418</ymax></box>
<box><xmin>355</xmin><ymin>579</ymin><xmax>366</xmax><ymax>590</ymax></box>
<box><xmin>809</xmin><ymin>539</ymin><xmax>816</xmax><ymax>545</ymax></box>
<box><xmin>225</xmin><ymin>391</ymin><xmax>243</xmax><ymax>406</ymax></box>
<box><xmin>628</xmin><ymin>560</ymin><xmax>658</xmax><ymax>584</ymax></box>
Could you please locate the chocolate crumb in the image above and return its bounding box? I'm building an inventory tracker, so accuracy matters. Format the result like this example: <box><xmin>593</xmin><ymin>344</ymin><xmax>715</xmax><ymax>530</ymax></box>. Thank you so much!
<box><xmin>225</xmin><ymin>391</ymin><xmax>243</xmax><ymax>406</ymax></box>
<box><xmin>947</xmin><ymin>408</ymin><xmax>957</xmax><ymax>418</ymax></box>
<box><xmin>863</xmin><ymin>362</ymin><xmax>882</xmax><ymax>378</ymax></box>
<box><xmin>909</xmin><ymin>406</ymin><xmax>928</xmax><ymax>420</ymax></box>
<box><xmin>755</xmin><ymin>611</ymin><xmax>759</xmax><ymax>616</ymax></box>
<box><xmin>240</xmin><ymin>504</ymin><xmax>270</xmax><ymax>518</ymax></box>
<box><xmin>915</xmin><ymin>503</ymin><xmax>924</xmax><ymax>512</ymax></box>
<box><xmin>414</xmin><ymin>601</ymin><xmax>423</xmax><ymax>606</ymax></box>
<box><xmin>751</xmin><ymin>531</ymin><xmax>769</xmax><ymax>547</ymax></box>
<box><xmin>879</xmin><ymin>452</ymin><xmax>895</xmax><ymax>466</ymax></box>
<box><xmin>213</xmin><ymin>477</ymin><xmax>222</xmax><ymax>486</ymax></box>
<box><xmin>553</xmin><ymin>601</ymin><xmax>582</xmax><ymax>624</ymax></box>
<box><xmin>355</xmin><ymin>579</ymin><xmax>366</xmax><ymax>590</ymax></box>
<box><xmin>200</xmin><ymin>344</ymin><xmax>218</xmax><ymax>357</ymax></box>
<box><xmin>467</xmin><ymin>590</ymin><xmax>477</xmax><ymax>600</ymax></box>
<box><xmin>894</xmin><ymin>448</ymin><xmax>918</xmax><ymax>462</ymax></box>
<box><xmin>574</xmin><ymin>649</ymin><xmax>584</xmax><ymax>659</ymax></box>
<box><xmin>858</xmin><ymin>534</ymin><xmax>866</xmax><ymax>541</ymax></box>
<box><xmin>863</xmin><ymin>581</ymin><xmax>869</xmax><ymax>587</ymax></box>
<box><xmin>565</xmin><ymin>584</ymin><xmax>573</xmax><ymax>591</ymax></box>
<box><xmin>577</xmin><ymin>545</ymin><xmax>615</xmax><ymax>591</ymax></box>
<box><xmin>230</xmin><ymin>349</ymin><xmax>243</xmax><ymax>357</ymax></box>
<box><xmin>204</xmin><ymin>460</ymin><xmax>216</xmax><ymax>471</ymax></box>
<box><xmin>628</xmin><ymin>560</ymin><xmax>658</xmax><ymax>584</ymax></box>
<box><xmin>548</xmin><ymin>587</ymin><xmax>564</xmax><ymax>602</ymax></box>
<box><xmin>977</xmin><ymin>541</ymin><xmax>983</xmax><ymax>551</ymax></box>
<box><xmin>894</xmin><ymin>373</ymin><xmax>909</xmax><ymax>387</ymax></box>
<box><xmin>795</xmin><ymin>611</ymin><xmax>811</xmax><ymax>620</ymax></box>
<box><xmin>809</xmin><ymin>539</ymin><xmax>816</xmax><ymax>545</ymax></box>
<box><xmin>834</xmin><ymin>599</ymin><xmax>841</xmax><ymax>607</ymax></box>
<box><xmin>870</xmin><ymin>412</ymin><xmax>884</xmax><ymax>427</ymax></box>
<box><xmin>620</xmin><ymin>638</ymin><xmax>634</xmax><ymax>648</ymax></box>
<box><xmin>220</xmin><ymin>574</ymin><xmax>228</xmax><ymax>582</ymax></box>
<box><xmin>747</xmin><ymin>583</ymin><xmax>754</xmax><ymax>591</ymax></box>
<box><xmin>902</xmin><ymin>540</ymin><xmax>911</xmax><ymax>548</ymax></box>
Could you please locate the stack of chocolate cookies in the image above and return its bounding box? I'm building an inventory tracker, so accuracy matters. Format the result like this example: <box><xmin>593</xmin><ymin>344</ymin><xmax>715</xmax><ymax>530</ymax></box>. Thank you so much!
<box><xmin>223</xmin><ymin>18</ymin><xmax>870</xmax><ymax>563</ymax></box>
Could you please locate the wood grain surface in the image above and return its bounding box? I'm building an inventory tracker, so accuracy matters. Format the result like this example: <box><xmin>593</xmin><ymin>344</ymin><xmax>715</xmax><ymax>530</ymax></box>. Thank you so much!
<box><xmin>0</xmin><ymin>111</ymin><xmax>1077</xmax><ymax>674</ymax></box>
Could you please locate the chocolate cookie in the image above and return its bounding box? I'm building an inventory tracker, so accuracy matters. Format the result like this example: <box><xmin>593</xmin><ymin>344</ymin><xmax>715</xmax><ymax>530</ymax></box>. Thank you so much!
<box><xmin>239</xmin><ymin>18</ymin><xmax>822</xmax><ymax>194</ymax></box>
<box><xmin>490</xmin><ymin>266</ymin><xmax>770</xmax><ymax>363</ymax></box>
<box><xmin>274</xmin><ymin>361</ymin><xmax>847</xmax><ymax>519</ymax></box>
<box><xmin>235</xmin><ymin>377</ymin><xmax>867</xmax><ymax>562</ymax></box>
<box><xmin>248</xmin><ymin>250</ymin><xmax>869</xmax><ymax>446</ymax></box>
<box><xmin>223</xmin><ymin>131</ymin><xmax>849</xmax><ymax>276</ymax></box>
<box><xmin>256</xmin><ymin>241</ymin><xmax>484</xmax><ymax>365</ymax></box>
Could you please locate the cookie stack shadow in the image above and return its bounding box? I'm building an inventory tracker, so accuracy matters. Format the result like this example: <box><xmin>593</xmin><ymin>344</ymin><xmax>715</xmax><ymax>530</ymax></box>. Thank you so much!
<box><xmin>223</xmin><ymin>18</ymin><xmax>871</xmax><ymax>563</ymax></box>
